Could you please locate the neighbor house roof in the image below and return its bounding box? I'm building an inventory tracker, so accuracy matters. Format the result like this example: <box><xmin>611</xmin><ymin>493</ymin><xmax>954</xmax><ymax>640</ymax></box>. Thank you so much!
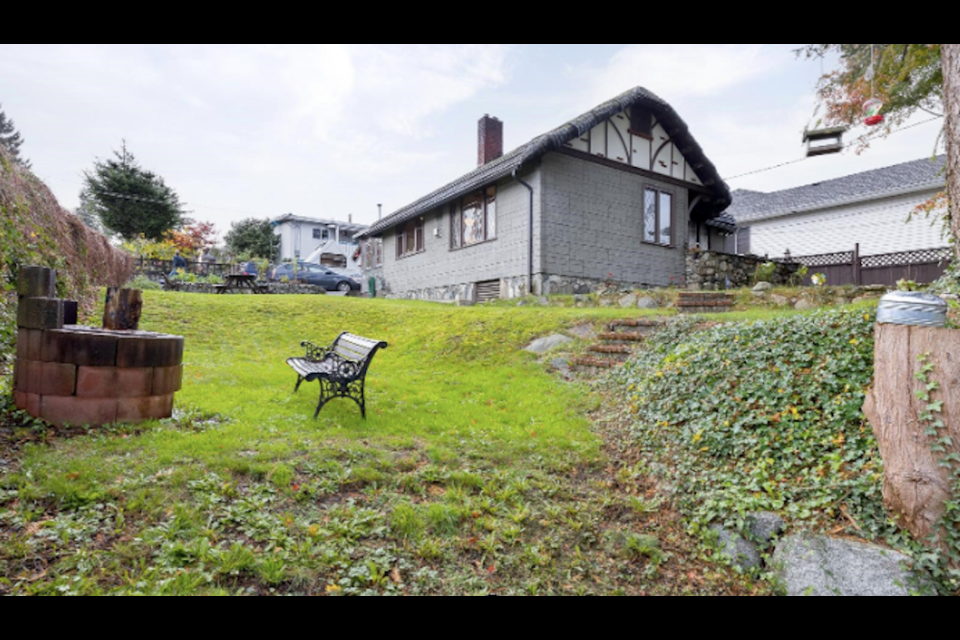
<box><xmin>360</xmin><ymin>87</ymin><xmax>731</xmax><ymax>239</ymax></box>
<box><xmin>728</xmin><ymin>156</ymin><xmax>947</xmax><ymax>224</ymax></box>
<box><xmin>271</xmin><ymin>214</ymin><xmax>368</xmax><ymax>236</ymax></box>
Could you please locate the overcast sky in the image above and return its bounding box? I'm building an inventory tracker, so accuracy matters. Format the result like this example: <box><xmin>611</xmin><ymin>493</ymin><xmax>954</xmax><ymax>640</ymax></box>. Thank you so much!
<box><xmin>0</xmin><ymin>44</ymin><xmax>945</xmax><ymax>235</ymax></box>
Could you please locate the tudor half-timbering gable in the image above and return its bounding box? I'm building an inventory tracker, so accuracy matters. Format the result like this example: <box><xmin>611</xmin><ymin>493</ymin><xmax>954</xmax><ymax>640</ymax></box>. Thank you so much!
<box><xmin>563</xmin><ymin>107</ymin><xmax>705</xmax><ymax>187</ymax></box>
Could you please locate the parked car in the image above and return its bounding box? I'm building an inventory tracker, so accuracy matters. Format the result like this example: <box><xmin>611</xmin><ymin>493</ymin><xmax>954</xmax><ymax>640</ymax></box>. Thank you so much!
<box><xmin>270</xmin><ymin>262</ymin><xmax>361</xmax><ymax>293</ymax></box>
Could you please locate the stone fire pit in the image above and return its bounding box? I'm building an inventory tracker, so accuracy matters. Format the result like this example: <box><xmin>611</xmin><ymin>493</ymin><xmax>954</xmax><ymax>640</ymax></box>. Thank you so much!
<box><xmin>12</xmin><ymin>267</ymin><xmax>184</xmax><ymax>427</ymax></box>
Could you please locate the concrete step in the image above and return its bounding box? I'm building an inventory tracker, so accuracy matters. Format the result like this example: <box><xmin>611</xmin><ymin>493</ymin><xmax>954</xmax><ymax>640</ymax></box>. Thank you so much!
<box><xmin>588</xmin><ymin>344</ymin><xmax>633</xmax><ymax>355</ymax></box>
<box><xmin>598</xmin><ymin>332</ymin><xmax>645</xmax><ymax>343</ymax></box>
<box><xmin>608</xmin><ymin>319</ymin><xmax>661</xmax><ymax>330</ymax></box>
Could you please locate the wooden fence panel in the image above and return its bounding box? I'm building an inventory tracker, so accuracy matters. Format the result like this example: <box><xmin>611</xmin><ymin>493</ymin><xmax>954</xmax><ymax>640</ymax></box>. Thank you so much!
<box><xmin>794</xmin><ymin>247</ymin><xmax>952</xmax><ymax>287</ymax></box>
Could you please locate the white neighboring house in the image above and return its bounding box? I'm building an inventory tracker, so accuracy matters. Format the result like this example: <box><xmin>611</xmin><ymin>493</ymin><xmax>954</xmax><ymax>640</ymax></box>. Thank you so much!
<box><xmin>728</xmin><ymin>156</ymin><xmax>948</xmax><ymax>259</ymax></box>
<box><xmin>271</xmin><ymin>214</ymin><xmax>368</xmax><ymax>274</ymax></box>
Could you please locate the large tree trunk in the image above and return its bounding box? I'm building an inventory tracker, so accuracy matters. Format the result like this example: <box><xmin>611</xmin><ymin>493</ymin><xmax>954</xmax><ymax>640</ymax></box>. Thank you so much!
<box><xmin>944</xmin><ymin>44</ymin><xmax>960</xmax><ymax>259</ymax></box>
<box><xmin>863</xmin><ymin>324</ymin><xmax>960</xmax><ymax>550</ymax></box>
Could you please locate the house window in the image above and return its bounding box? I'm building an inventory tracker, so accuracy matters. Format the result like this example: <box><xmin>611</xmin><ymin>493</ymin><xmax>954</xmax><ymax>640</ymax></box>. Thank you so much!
<box><xmin>451</xmin><ymin>186</ymin><xmax>497</xmax><ymax>250</ymax></box>
<box><xmin>313</xmin><ymin>228</ymin><xmax>329</xmax><ymax>241</ymax></box>
<box><xmin>643</xmin><ymin>188</ymin><xmax>674</xmax><ymax>247</ymax></box>
<box><xmin>737</xmin><ymin>227</ymin><xmax>751</xmax><ymax>255</ymax></box>
<box><xmin>375</xmin><ymin>239</ymin><xmax>383</xmax><ymax>267</ymax></box>
<box><xmin>396</xmin><ymin>217</ymin><xmax>425</xmax><ymax>259</ymax></box>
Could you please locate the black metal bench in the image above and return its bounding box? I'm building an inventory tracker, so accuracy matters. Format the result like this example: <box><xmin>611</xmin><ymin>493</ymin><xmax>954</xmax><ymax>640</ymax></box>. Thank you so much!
<box><xmin>287</xmin><ymin>333</ymin><xmax>388</xmax><ymax>419</ymax></box>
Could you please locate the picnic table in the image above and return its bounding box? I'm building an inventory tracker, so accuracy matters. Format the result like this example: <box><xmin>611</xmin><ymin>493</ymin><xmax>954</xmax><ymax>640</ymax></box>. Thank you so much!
<box><xmin>216</xmin><ymin>274</ymin><xmax>266</xmax><ymax>295</ymax></box>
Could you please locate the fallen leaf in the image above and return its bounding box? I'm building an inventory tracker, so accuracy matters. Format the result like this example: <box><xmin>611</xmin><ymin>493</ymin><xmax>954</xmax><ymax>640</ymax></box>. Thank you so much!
<box><xmin>390</xmin><ymin>568</ymin><xmax>402</xmax><ymax>584</ymax></box>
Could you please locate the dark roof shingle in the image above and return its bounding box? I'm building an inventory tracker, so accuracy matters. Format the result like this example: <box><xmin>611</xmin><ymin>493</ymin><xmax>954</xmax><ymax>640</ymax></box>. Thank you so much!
<box><xmin>728</xmin><ymin>156</ymin><xmax>947</xmax><ymax>224</ymax></box>
<box><xmin>360</xmin><ymin>87</ymin><xmax>730</xmax><ymax>238</ymax></box>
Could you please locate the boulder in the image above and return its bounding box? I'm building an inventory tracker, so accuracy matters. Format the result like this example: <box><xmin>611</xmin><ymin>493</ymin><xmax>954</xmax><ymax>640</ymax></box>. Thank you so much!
<box><xmin>524</xmin><ymin>335</ymin><xmax>574</xmax><ymax>355</ymax></box>
<box><xmin>747</xmin><ymin>512</ymin><xmax>785</xmax><ymax>544</ymax></box>
<box><xmin>637</xmin><ymin>297</ymin><xmax>659</xmax><ymax>310</ymax></box>
<box><xmin>619</xmin><ymin>294</ymin><xmax>639</xmax><ymax>308</ymax></box>
<box><xmin>573</xmin><ymin>294</ymin><xmax>590</xmax><ymax>306</ymax></box>
<box><xmin>771</xmin><ymin>294</ymin><xmax>790</xmax><ymax>307</ymax></box>
<box><xmin>550</xmin><ymin>358</ymin><xmax>571</xmax><ymax>376</ymax></box>
<box><xmin>795</xmin><ymin>299</ymin><xmax>818</xmax><ymax>311</ymax></box>
<box><xmin>567</xmin><ymin>324</ymin><xmax>597</xmax><ymax>340</ymax></box>
<box><xmin>774</xmin><ymin>535</ymin><xmax>927</xmax><ymax>597</ymax></box>
<box><xmin>710</xmin><ymin>525</ymin><xmax>762</xmax><ymax>572</ymax></box>
<box><xmin>753</xmin><ymin>282</ymin><xmax>773</xmax><ymax>293</ymax></box>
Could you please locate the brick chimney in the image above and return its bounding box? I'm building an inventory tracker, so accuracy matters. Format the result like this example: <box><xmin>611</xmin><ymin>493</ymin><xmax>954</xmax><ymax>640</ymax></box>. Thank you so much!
<box><xmin>478</xmin><ymin>115</ymin><xmax>503</xmax><ymax>166</ymax></box>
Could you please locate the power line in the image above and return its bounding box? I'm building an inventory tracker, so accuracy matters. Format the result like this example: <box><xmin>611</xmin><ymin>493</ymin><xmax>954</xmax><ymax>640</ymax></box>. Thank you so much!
<box><xmin>724</xmin><ymin>116</ymin><xmax>945</xmax><ymax>182</ymax></box>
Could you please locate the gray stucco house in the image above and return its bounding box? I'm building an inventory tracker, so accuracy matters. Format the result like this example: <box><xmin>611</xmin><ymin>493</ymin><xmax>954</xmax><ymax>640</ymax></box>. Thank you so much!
<box><xmin>358</xmin><ymin>87</ymin><xmax>733</xmax><ymax>302</ymax></box>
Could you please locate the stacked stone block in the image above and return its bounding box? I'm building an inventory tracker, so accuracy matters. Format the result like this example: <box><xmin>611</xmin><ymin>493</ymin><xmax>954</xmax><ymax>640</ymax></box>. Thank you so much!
<box><xmin>676</xmin><ymin>292</ymin><xmax>736</xmax><ymax>314</ymax></box>
<box><xmin>12</xmin><ymin>267</ymin><xmax>184</xmax><ymax>427</ymax></box>
<box><xmin>686</xmin><ymin>250</ymin><xmax>802</xmax><ymax>291</ymax></box>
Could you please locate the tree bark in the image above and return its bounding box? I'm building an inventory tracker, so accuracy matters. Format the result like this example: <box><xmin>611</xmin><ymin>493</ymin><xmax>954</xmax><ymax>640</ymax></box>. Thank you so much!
<box><xmin>102</xmin><ymin>287</ymin><xmax>143</xmax><ymax>331</ymax></box>
<box><xmin>863</xmin><ymin>324</ymin><xmax>960</xmax><ymax>549</ymax></box>
<box><xmin>944</xmin><ymin>44</ymin><xmax>960</xmax><ymax>259</ymax></box>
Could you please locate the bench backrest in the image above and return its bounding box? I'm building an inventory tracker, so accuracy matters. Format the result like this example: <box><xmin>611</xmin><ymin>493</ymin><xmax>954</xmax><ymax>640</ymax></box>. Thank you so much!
<box><xmin>331</xmin><ymin>333</ymin><xmax>388</xmax><ymax>375</ymax></box>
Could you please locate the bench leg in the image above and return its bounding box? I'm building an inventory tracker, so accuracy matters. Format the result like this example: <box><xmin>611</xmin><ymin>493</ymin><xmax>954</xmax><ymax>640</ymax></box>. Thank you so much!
<box><xmin>311</xmin><ymin>378</ymin><xmax>368</xmax><ymax>419</ymax></box>
<box><xmin>294</xmin><ymin>375</ymin><xmax>304</xmax><ymax>394</ymax></box>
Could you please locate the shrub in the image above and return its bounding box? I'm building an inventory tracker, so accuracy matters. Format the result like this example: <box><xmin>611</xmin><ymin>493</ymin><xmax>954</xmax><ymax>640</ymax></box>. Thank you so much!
<box><xmin>1</xmin><ymin>145</ymin><xmax>133</xmax><ymax>372</ymax></box>
<box><xmin>614</xmin><ymin>310</ymin><xmax>887</xmax><ymax>537</ymax></box>
<box><xmin>127</xmin><ymin>275</ymin><xmax>163</xmax><ymax>291</ymax></box>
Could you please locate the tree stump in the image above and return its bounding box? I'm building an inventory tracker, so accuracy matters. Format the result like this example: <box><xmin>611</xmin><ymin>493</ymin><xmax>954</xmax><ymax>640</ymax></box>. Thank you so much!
<box><xmin>102</xmin><ymin>288</ymin><xmax>143</xmax><ymax>331</ymax></box>
<box><xmin>863</xmin><ymin>323</ymin><xmax>960</xmax><ymax>546</ymax></box>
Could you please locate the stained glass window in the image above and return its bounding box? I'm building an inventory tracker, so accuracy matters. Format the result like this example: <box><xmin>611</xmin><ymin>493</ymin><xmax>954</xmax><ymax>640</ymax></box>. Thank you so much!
<box><xmin>644</xmin><ymin>190</ymin><xmax>657</xmax><ymax>244</ymax></box>
<box><xmin>462</xmin><ymin>192</ymin><xmax>485</xmax><ymax>246</ymax></box>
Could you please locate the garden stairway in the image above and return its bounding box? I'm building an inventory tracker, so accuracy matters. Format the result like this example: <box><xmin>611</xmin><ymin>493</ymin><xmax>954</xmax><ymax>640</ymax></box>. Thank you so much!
<box><xmin>572</xmin><ymin>319</ymin><xmax>662</xmax><ymax>372</ymax></box>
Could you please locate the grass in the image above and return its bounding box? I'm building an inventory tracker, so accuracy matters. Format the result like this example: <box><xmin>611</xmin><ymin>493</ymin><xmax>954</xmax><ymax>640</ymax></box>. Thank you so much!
<box><xmin>1</xmin><ymin>290</ymin><xmax>873</xmax><ymax>595</ymax></box>
<box><xmin>0</xmin><ymin>292</ymin><xmax>770</xmax><ymax>596</ymax></box>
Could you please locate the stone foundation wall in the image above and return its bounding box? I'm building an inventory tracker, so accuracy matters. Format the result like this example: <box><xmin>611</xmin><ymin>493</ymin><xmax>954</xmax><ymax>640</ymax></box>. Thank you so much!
<box><xmin>12</xmin><ymin>267</ymin><xmax>184</xmax><ymax>428</ymax></box>
<box><xmin>686</xmin><ymin>250</ymin><xmax>802</xmax><ymax>291</ymax></box>
<box><xmin>384</xmin><ymin>274</ymin><xmax>618</xmax><ymax>303</ymax></box>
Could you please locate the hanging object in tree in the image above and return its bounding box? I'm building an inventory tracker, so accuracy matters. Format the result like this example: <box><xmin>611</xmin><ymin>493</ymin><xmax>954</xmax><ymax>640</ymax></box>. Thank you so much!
<box><xmin>864</xmin><ymin>98</ymin><xmax>885</xmax><ymax>127</ymax></box>
<box><xmin>863</xmin><ymin>45</ymin><xmax>885</xmax><ymax>127</ymax></box>
<box><xmin>803</xmin><ymin>126</ymin><xmax>847</xmax><ymax>157</ymax></box>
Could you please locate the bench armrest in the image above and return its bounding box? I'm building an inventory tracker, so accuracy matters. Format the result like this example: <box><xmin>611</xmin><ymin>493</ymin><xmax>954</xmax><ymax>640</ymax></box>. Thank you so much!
<box><xmin>302</xmin><ymin>341</ymin><xmax>331</xmax><ymax>362</ymax></box>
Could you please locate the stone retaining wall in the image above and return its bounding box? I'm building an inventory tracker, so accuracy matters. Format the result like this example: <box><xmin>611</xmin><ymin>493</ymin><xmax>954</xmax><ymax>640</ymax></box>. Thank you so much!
<box><xmin>167</xmin><ymin>283</ymin><xmax>326</xmax><ymax>295</ymax></box>
<box><xmin>12</xmin><ymin>267</ymin><xmax>184</xmax><ymax>428</ymax></box>
<box><xmin>686</xmin><ymin>250</ymin><xmax>802</xmax><ymax>291</ymax></box>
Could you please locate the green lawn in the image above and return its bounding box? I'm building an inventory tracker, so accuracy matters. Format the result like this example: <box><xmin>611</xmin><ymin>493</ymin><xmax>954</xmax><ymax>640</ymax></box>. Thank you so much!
<box><xmin>1</xmin><ymin>292</ymin><xmax>758</xmax><ymax>596</ymax></box>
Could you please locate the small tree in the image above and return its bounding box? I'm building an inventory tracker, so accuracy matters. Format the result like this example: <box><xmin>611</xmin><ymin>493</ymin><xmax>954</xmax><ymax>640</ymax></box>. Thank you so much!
<box><xmin>166</xmin><ymin>222</ymin><xmax>218</xmax><ymax>258</ymax></box>
<box><xmin>81</xmin><ymin>142</ymin><xmax>185</xmax><ymax>241</ymax></box>
<box><xmin>800</xmin><ymin>44</ymin><xmax>960</xmax><ymax>256</ymax></box>
<box><xmin>0</xmin><ymin>103</ymin><xmax>31</xmax><ymax>169</ymax></box>
<box><xmin>225</xmin><ymin>218</ymin><xmax>279</xmax><ymax>261</ymax></box>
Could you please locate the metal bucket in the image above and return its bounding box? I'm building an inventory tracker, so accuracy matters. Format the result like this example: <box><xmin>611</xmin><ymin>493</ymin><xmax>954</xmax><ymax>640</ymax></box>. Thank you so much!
<box><xmin>876</xmin><ymin>291</ymin><xmax>948</xmax><ymax>328</ymax></box>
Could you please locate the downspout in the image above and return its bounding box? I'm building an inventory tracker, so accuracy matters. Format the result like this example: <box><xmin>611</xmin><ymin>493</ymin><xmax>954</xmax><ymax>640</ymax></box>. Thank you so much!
<box><xmin>513</xmin><ymin>167</ymin><xmax>535</xmax><ymax>296</ymax></box>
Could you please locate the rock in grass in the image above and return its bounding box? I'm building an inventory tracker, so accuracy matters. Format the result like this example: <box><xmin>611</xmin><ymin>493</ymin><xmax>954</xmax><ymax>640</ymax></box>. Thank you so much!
<box><xmin>619</xmin><ymin>294</ymin><xmax>639</xmax><ymax>308</ymax></box>
<box><xmin>795</xmin><ymin>299</ymin><xmax>818</xmax><ymax>311</ymax></box>
<box><xmin>771</xmin><ymin>294</ymin><xmax>790</xmax><ymax>307</ymax></box>
<box><xmin>747</xmin><ymin>512</ymin><xmax>785</xmax><ymax>544</ymax></box>
<box><xmin>637</xmin><ymin>297</ymin><xmax>659</xmax><ymax>310</ymax></box>
<box><xmin>525</xmin><ymin>334</ymin><xmax>574</xmax><ymax>354</ymax></box>
<box><xmin>753</xmin><ymin>282</ymin><xmax>773</xmax><ymax>293</ymax></box>
<box><xmin>710</xmin><ymin>525</ymin><xmax>762</xmax><ymax>571</ymax></box>
<box><xmin>774</xmin><ymin>535</ymin><xmax>928</xmax><ymax>597</ymax></box>
<box><xmin>567</xmin><ymin>324</ymin><xmax>597</xmax><ymax>340</ymax></box>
